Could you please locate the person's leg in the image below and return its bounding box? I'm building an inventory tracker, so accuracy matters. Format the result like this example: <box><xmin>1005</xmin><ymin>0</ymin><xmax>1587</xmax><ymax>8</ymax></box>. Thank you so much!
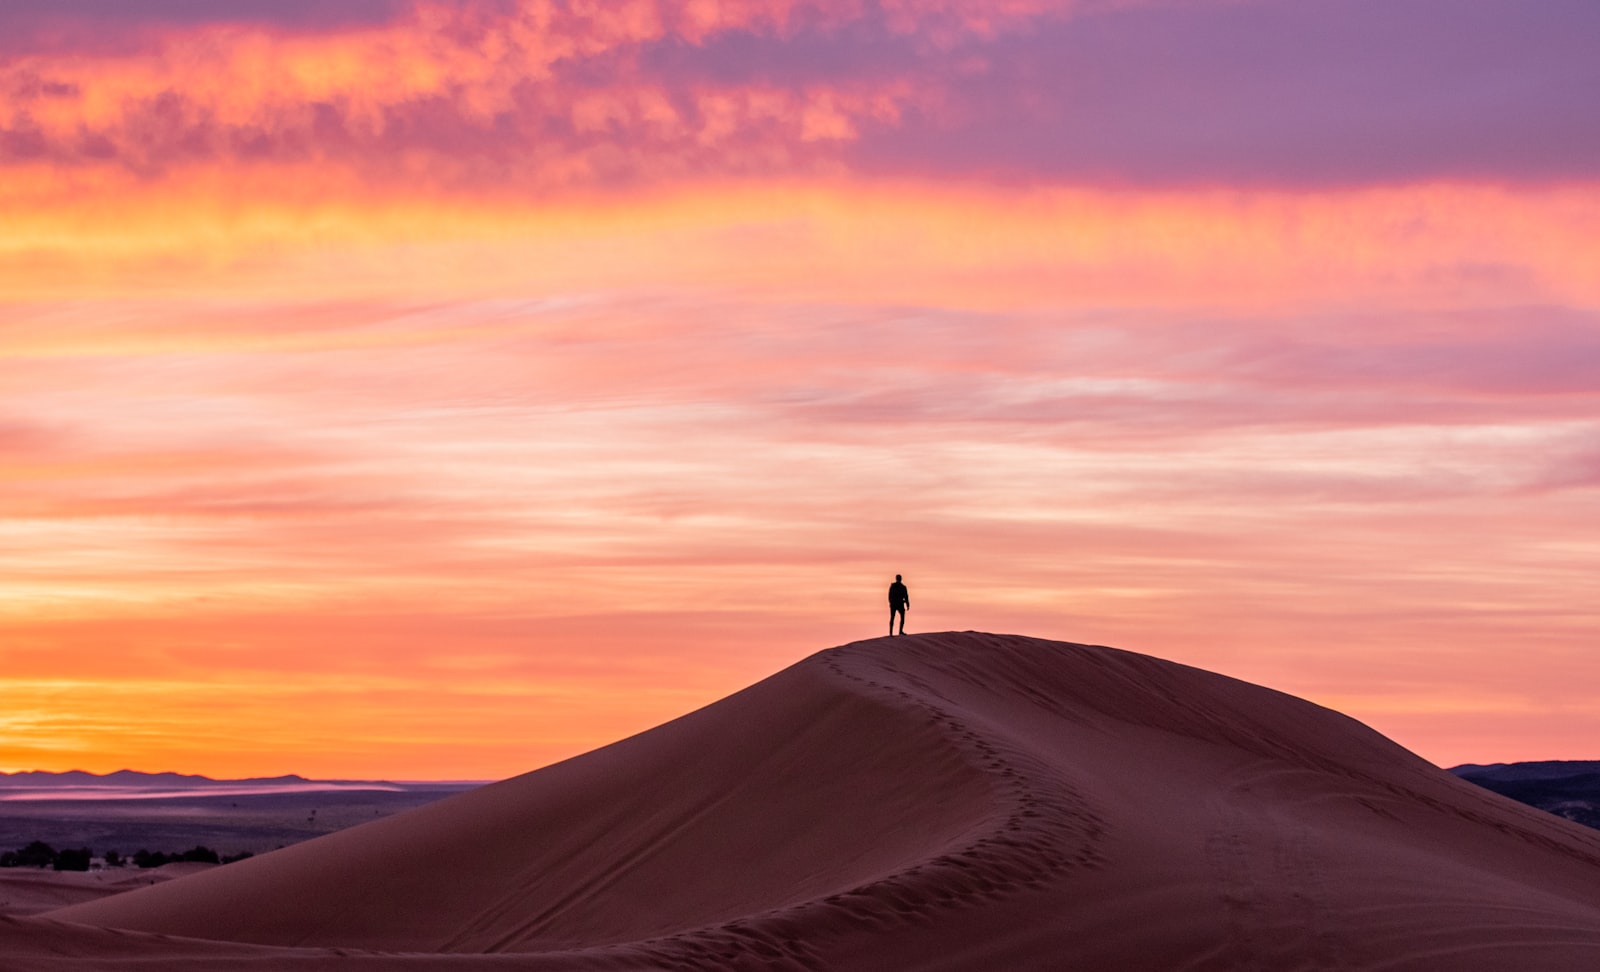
<box><xmin>889</xmin><ymin>607</ymin><xmax>896</xmax><ymax>635</ymax></box>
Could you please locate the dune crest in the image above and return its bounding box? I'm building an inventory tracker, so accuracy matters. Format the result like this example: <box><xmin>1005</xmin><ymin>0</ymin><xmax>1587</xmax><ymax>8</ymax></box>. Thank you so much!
<box><xmin>23</xmin><ymin>632</ymin><xmax>1600</xmax><ymax>970</ymax></box>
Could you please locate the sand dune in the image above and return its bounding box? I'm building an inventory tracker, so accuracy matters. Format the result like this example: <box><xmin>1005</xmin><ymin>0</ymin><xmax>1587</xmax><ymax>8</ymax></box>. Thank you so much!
<box><xmin>16</xmin><ymin>632</ymin><xmax>1600</xmax><ymax>969</ymax></box>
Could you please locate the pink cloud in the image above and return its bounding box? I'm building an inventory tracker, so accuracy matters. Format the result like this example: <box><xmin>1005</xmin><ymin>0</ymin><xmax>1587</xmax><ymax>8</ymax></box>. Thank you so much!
<box><xmin>4</xmin><ymin>2</ymin><xmax>1599</xmax><ymax>778</ymax></box>
<box><xmin>3</xmin><ymin>0</ymin><xmax>1595</xmax><ymax>186</ymax></box>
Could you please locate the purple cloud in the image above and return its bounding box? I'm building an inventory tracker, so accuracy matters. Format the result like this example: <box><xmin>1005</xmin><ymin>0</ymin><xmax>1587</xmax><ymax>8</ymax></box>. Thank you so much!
<box><xmin>0</xmin><ymin>0</ymin><xmax>408</xmax><ymax>27</ymax></box>
<box><xmin>3</xmin><ymin>0</ymin><xmax>1597</xmax><ymax>187</ymax></box>
<box><xmin>845</xmin><ymin>0</ymin><xmax>1600</xmax><ymax>185</ymax></box>
<box><xmin>0</xmin><ymin>0</ymin><xmax>410</xmax><ymax>55</ymax></box>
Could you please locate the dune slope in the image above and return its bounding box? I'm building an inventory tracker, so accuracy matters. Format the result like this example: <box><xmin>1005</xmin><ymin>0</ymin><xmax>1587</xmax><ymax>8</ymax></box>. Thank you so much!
<box><xmin>33</xmin><ymin>632</ymin><xmax>1600</xmax><ymax>970</ymax></box>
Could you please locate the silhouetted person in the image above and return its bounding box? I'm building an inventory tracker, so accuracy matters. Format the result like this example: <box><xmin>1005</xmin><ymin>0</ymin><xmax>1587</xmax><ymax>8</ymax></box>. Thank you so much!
<box><xmin>888</xmin><ymin>574</ymin><xmax>909</xmax><ymax>636</ymax></box>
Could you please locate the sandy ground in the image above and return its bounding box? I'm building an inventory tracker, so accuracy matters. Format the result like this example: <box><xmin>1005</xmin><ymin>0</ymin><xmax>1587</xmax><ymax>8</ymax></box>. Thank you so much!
<box><xmin>7</xmin><ymin>632</ymin><xmax>1600</xmax><ymax>970</ymax></box>
<box><xmin>0</xmin><ymin>863</ymin><xmax>210</xmax><ymax>916</ymax></box>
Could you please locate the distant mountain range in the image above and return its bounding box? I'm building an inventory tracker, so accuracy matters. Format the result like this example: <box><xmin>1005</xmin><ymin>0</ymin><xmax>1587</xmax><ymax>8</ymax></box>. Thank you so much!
<box><xmin>0</xmin><ymin>770</ymin><xmax>322</xmax><ymax>789</ymax></box>
<box><xmin>0</xmin><ymin>770</ymin><xmax>477</xmax><ymax>801</ymax></box>
<box><xmin>1450</xmin><ymin>761</ymin><xmax>1600</xmax><ymax>783</ymax></box>
<box><xmin>0</xmin><ymin>771</ymin><xmax>485</xmax><ymax>856</ymax></box>
<box><xmin>1450</xmin><ymin>761</ymin><xmax>1600</xmax><ymax>832</ymax></box>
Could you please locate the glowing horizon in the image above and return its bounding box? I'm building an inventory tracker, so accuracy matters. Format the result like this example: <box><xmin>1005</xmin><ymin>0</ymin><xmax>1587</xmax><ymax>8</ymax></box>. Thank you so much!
<box><xmin>4</xmin><ymin>0</ymin><xmax>1599</xmax><ymax>780</ymax></box>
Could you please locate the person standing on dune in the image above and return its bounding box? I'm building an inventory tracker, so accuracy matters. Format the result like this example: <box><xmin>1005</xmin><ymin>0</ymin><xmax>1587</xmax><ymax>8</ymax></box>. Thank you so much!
<box><xmin>888</xmin><ymin>574</ymin><xmax>909</xmax><ymax>636</ymax></box>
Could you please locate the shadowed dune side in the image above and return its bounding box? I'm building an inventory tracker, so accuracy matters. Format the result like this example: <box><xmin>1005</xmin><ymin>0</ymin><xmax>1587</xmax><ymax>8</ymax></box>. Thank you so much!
<box><xmin>48</xmin><ymin>638</ymin><xmax>1003</xmax><ymax>961</ymax></box>
<box><xmin>35</xmin><ymin>632</ymin><xmax>1600</xmax><ymax>971</ymax></box>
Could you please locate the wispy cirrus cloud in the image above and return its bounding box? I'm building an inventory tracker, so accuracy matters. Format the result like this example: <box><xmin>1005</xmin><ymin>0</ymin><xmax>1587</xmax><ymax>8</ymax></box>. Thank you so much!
<box><xmin>5</xmin><ymin>1</ymin><xmax>1600</xmax><ymax>778</ymax></box>
<box><xmin>7</xmin><ymin>287</ymin><xmax>1600</xmax><ymax>775</ymax></box>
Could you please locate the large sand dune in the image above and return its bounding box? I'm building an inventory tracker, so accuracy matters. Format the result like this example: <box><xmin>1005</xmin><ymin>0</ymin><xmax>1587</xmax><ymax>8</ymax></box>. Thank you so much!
<box><xmin>15</xmin><ymin>632</ymin><xmax>1600</xmax><ymax>969</ymax></box>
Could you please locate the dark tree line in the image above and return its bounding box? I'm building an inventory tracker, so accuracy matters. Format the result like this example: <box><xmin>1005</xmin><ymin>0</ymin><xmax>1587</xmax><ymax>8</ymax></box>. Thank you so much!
<box><xmin>131</xmin><ymin>846</ymin><xmax>255</xmax><ymax>867</ymax></box>
<box><xmin>0</xmin><ymin>841</ymin><xmax>252</xmax><ymax>870</ymax></box>
<box><xmin>0</xmin><ymin>841</ymin><xmax>77</xmax><ymax>870</ymax></box>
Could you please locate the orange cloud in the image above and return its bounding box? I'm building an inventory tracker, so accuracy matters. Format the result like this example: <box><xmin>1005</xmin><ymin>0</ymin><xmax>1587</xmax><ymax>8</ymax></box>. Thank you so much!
<box><xmin>3</xmin><ymin>172</ymin><xmax>1596</xmax><ymax>314</ymax></box>
<box><xmin>0</xmin><ymin>0</ymin><xmax>959</xmax><ymax>184</ymax></box>
<box><xmin>6</xmin><ymin>0</ymin><xmax>1599</xmax><ymax>781</ymax></box>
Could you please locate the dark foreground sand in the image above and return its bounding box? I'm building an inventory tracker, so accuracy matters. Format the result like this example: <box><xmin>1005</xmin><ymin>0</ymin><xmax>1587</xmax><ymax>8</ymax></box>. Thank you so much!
<box><xmin>11</xmin><ymin>632</ymin><xmax>1600</xmax><ymax>970</ymax></box>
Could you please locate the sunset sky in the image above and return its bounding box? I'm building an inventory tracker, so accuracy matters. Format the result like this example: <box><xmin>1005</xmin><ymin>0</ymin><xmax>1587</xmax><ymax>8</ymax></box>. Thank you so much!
<box><xmin>3</xmin><ymin>0</ymin><xmax>1599</xmax><ymax>780</ymax></box>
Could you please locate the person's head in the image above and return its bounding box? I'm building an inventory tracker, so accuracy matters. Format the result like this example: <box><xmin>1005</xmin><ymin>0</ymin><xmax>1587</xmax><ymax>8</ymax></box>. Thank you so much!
<box><xmin>895</xmin><ymin>574</ymin><xmax>902</xmax><ymax>582</ymax></box>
